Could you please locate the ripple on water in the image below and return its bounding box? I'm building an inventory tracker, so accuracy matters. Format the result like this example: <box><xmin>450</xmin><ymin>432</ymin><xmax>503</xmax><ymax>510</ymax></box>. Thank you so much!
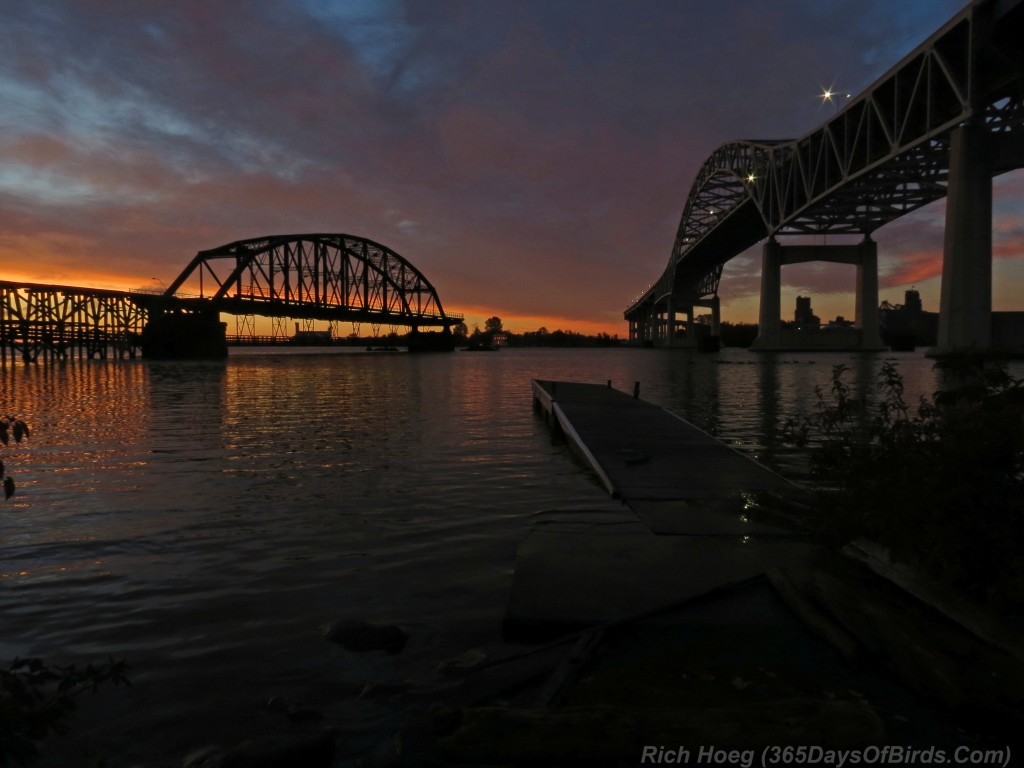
<box><xmin>0</xmin><ymin>347</ymin><xmax>995</xmax><ymax>765</ymax></box>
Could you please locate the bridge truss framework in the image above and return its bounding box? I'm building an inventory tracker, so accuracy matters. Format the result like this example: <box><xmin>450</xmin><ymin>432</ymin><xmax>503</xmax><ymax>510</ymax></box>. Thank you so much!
<box><xmin>167</xmin><ymin>233</ymin><xmax>462</xmax><ymax>329</ymax></box>
<box><xmin>626</xmin><ymin>0</ymin><xmax>1024</xmax><ymax>353</ymax></box>
<box><xmin>1</xmin><ymin>233</ymin><xmax>462</xmax><ymax>363</ymax></box>
<box><xmin>0</xmin><ymin>282</ymin><xmax>150</xmax><ymax>364</ymax></box>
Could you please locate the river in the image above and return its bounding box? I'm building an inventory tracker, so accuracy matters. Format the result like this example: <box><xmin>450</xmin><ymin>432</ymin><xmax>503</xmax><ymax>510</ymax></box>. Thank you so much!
<box><xmin>0</xmin><ymin>346</ymin><xmax>1002</xmax><ymax>765</ymax></box>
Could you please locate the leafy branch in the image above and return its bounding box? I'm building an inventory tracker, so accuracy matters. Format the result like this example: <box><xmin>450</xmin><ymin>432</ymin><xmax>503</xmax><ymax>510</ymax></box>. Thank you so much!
<box><xmin>1</xmin><ymin>657</ymin><xmax>131</xmax><ymax>766</ymax></box>
<box><xmin>0</xmin><ymin>416</ymin><xmax>132</xmax><ymax>765</ymax></box>
<box><xmin>1</xmin><ymin>416</ymin><xmax>30</xmax><ymax>500</ymax></box>
<box><xmin>788</xmin><ymin>356</ymin><xmax>1024</xmax><ymax>609</ymax></box>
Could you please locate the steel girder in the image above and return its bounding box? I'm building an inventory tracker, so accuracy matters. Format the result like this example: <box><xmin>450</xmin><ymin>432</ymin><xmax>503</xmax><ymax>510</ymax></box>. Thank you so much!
<box><xmin>0</xmin><ymin>281</ymin><xmax>148</xmax><ymax>362</ymax></box>
<box><xmin>626</xmin><ymin>0</ymin><xmax>1024</xmax><ymax>321</ymax></box>
<box><xmin>166</xmin><ymin>233</ymin><xmax>460</xmax><ymax>327</ymax></box>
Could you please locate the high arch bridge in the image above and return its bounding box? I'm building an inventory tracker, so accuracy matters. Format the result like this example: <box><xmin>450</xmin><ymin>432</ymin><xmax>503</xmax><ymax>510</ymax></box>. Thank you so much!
<box><xmin>625</xmin><ymin>0</ymin><xmax>1024</xmax><ymax>354</ymax></box>
<box><xmin>0</xmin><ymin>233</ymin><xmax>462</xmax><ymax>363</ymax></box>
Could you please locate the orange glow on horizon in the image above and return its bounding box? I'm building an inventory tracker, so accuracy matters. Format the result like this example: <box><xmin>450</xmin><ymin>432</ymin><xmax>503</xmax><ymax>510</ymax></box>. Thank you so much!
<box><xmin>0</xmin><ymin>268</ymin><xmax>632</xmax><ymax>336</ymax></box>
<box><xmin>0</xmin><ymin>267</ymin><xmax>164</xmax><ymax>294</ymax></box>
<box><xmin>447</xmin><ymin>306</ymin><xmax>627</xmax><ymax>337</ymax></box>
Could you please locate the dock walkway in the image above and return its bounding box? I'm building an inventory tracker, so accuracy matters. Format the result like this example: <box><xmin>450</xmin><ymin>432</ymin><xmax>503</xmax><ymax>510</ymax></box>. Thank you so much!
<box><xmin>532</xmin><ymin>378</ymin><xmax>796</xmax><ymax>508</ymax></box>
<box><xmin>414</xmin><ymin>379</ymin><xmax>1024</xmax><ymax>757</ymax></box>
<box><xmin>505</xmin><ymin>379</ymin><xmax>815</xmax><ymax>637</ymax></box>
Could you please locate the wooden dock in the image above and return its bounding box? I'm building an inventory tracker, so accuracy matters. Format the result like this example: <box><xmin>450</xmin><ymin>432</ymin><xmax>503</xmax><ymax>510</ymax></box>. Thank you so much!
<box><xmin>531</xmin><ymin>379</ymin><xmax>795</xmax><ymax>505</ymax></box>
<box><xmin>462</xmin><ymin>379</ymin><xmax>1024</xmax><ymax>754</ymax></box>
<box><xmin>505</xmin><ymin>379</ymin><xmax>815</xmax><ymax>638</ymax></box>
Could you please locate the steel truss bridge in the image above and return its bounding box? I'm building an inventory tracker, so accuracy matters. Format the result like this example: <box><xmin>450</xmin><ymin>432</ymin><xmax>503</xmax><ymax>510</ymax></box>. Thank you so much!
<box><xmin>625</xmin><ymin>0</ymin><xmax>1024</xmax><ymax>353</ymax></box>
<box><xmin>1</xmin><ymin>233</ymin><xmax>462</xmax><ymax>363</ymax></box>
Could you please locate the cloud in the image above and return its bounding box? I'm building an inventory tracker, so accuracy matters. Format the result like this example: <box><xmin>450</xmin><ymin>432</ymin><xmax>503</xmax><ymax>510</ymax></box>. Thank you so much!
<box><xmin>0</xmin><ymin>0</ymin><xmax>1011</xmax><ymax>334</ymax></box>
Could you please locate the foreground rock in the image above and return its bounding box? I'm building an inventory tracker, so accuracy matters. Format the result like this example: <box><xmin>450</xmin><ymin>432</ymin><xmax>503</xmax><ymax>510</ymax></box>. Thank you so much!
<box><xmin>323</xmin><ymin>619</ymin><xmax>408</xmax><ymax>654</ymax></box>
<box><xmin>427</xmin><ymin>699</ymin><xmax>884</xmax><ymax>765</ymax></box>
<box><xmin>182</xmin><ymin>729</ymin><xmax>335</xmax><ymax>768</ymax></box>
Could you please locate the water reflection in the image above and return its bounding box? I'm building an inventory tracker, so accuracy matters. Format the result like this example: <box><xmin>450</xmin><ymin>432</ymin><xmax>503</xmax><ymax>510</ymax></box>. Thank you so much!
<box><xmin>664</xmin><ymin>353</ymin><xmax>722</xmax><ymax>438</ymax></box>
<box><xmin>1</xmin><ymin>347</ymin><xmax>1020</xmax><ymax>766</ymax></box>
<box><xmin>756</xmin><ymin>354</ymin><xmax>781</xmax><ymax>468</ymax></box>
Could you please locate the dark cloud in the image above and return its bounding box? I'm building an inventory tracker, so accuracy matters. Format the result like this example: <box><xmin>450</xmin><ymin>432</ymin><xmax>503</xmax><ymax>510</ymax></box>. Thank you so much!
<box><xmin>3</xmin><ymin>0</ymin><xmax>1015</xmax><ymax>331</ymax></box>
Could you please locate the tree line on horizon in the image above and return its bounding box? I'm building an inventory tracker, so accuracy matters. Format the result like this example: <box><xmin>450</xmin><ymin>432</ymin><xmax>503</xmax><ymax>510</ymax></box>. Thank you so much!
<box><xmin>459</xmin><ymin>317</ymin><xmax>762</xmax><ymax>349</ymax></box>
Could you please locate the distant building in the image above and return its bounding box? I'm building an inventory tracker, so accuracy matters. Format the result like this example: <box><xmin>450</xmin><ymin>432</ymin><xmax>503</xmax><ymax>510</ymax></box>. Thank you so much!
<box><xmin>879</xmin><ymin>289</ymin><xmax>938</xmax><ymax>350</ymax></box>
<box><xmin>291</xmin><ymin>323</ymin><xmax>332</xmax><ymax>345</ymax></box>
<box><xmin>826</xmin><ymin>316</ymin><xmax>854</xmax><ymax>329</ymax></box>
<box><xmin>794</xmin><ymin>296</ymin><xmax>820</xmax><ymax>330</ymax></box>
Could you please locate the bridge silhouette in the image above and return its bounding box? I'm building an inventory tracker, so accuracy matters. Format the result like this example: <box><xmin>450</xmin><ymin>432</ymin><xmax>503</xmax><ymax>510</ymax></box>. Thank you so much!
<box><xmin>0</xmin><ymin>233</ymin><xmax>462</xmax><ymax>363</ymax></box>
<box><xmin>625</xmin><ymin>0</ymin><xmax>1024</xmax><ymax>355</ymax></box>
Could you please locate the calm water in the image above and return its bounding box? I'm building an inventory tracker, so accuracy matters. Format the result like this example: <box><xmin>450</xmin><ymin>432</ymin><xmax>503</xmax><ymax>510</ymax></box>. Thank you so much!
<box><xmin>0</xmin><ymin>346</ymin><xmax>991</xmax><ymax>764</ymax></box>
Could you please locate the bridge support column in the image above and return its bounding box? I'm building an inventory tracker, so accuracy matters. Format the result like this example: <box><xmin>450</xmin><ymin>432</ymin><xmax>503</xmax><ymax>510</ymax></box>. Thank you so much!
<box><xmin>666</xmin><ymin>298</ymin><xmax>677</xmax><ymax>347</ymax></box>
<box><xmin>753</xmin><ymin>235</ymin><xmax>885</xmax><ymax>351</ymax></box>
<box><xmin>855</xmin><ymin>236</ymin><xmax>883</xmax><ymax>349</ymax></box>
<box><xmin>933</xmin><ymin>122</ymin><xmax>992</xmax><ymax>356</ymax></box>
<box><xmin>689</xmin><ymin>294</ymin><xmax>721</xmax><ymax>351</ymax></box>
<box><xmin>639</xmin><ymin>307</ymin><xmax>653</xmax><ymax>345</ymax></box>
<box><xmin>709</xmin><ymin>295</ymin><xmax>720</xmax><ymax>337</ymax></box>
<box><xmin>751</xmin><ymin>237</ymin><xmax>782</xmax><ymax>350</ymax></box>
<box><xmin>141</xmin><ymin>310</ymin><xmax>228</xmax><ymax>359</ymax></box>
<box><xmin>635</xmin><ymin>316</ymin><xmax>647</xmax><ymax>343</ymax></box>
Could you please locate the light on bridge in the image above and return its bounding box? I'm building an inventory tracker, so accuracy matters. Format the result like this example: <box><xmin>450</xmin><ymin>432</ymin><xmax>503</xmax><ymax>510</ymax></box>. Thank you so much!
<box><xmin>819</xmin><ymin>86</ymin><xmax>851</xmax><ymax>112</ymax></box>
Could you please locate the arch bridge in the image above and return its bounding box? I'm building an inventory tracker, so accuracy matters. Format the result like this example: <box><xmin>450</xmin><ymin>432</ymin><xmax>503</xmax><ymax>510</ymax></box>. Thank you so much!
<box><xmin>0</xmin><ymin>233</ymin><xmax>461</xmax><ymax>362</ymax></box>
<box><xmin>625</xmin><ymin>0</ymin><xmax>1024</xmax><ymax>354</ymax></box>
<box><xmin>166</xmin><ymin>233</ymin><xmax>456</xmax><ymax>327</ymax></box>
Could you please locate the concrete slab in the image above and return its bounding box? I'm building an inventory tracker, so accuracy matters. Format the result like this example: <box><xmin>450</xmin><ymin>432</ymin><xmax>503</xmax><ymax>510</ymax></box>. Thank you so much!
<box><xmin>503</xmin><ymin>524</ymin><xmax>816</xmax><ymax>639</ymax></box>
<box><xmin>628</xmin><ymin>498</ymin><xmax>800</xmax><ymax>537</ymax></box>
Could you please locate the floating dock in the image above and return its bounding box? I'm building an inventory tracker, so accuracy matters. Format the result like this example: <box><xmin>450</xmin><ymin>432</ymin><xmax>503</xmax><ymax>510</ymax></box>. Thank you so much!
<box><xmin>530</xmin><ymin>378</ymin><xmax>796</xmax><ymax>505</ymax></box>
<box><xmin>389</xmin><ymin>376</ymin><xmax>1024</xmax><ymax>757</ymax></box>
<box><xmin>408</xmin><ymin>379</ymin><xmax>1024</xmax><ymax>757</ymax></box>
<box><xmin>505</xmin><ymin>380</ymin><xmax>815</xmax><ymax>638</ymax></box>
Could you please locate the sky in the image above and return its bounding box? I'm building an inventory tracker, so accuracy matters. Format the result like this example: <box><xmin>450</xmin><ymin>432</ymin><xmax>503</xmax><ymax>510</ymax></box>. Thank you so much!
<box><xmin>2</xmin><ymin>0</ymin><xmax>1022</xmax><ymax>336</ymax></box>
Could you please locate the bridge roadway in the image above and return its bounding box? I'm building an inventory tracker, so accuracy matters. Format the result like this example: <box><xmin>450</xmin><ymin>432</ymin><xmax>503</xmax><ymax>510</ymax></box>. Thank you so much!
<box><xmin>625</xmin><ymin>0</ymin><xmax>1024</xmax><ymax>356</ymax></box>
<box><xmin>0</xmin><ymin>233</ymin><xmax>462</xmax><ymax>362</ymax></box>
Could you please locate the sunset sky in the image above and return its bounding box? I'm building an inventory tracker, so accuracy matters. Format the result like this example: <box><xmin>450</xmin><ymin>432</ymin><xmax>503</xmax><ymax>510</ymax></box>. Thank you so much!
<box><xmin>3</xmin><ymin>0</ymin><xmax>1022</xmax><ymax>336</ymax></box>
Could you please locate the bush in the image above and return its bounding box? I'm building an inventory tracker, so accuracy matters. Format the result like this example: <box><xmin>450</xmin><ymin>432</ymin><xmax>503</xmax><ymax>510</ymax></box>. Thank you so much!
<box><xmin>1</xmin><ymin>657</ymin><xmax>131</xmax><ymax>766</ymax></box>
<box><xmin>789</xmin><ymin>356</ymin><xmax>1024</xmax><ymax>609</ymax></box>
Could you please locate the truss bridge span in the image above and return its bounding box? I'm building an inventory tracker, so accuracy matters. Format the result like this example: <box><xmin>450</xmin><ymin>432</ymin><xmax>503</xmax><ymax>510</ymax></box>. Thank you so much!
<box><xmin>1</xmin><ymin>233</ymin><xmax>462</xmax><ymax>362</ymax></box>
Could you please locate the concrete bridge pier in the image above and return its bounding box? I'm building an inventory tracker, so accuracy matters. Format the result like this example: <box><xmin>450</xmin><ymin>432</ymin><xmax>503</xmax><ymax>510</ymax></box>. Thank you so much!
<box><xmin>753</xmin><ymin>237</ymin><xmax>783</xmax><ymax>349</ymax></box>
<box><xmin>665</xmin><ymin>298</ymin><xmax>678</xmax><ymax>347</ymax></box>
<box><xmin>855</xmin><ymin>236</ymin><xmax>881</xmax><ymax>347</ymax></box>
<box><xmin>141</xmin><ymin>309</ymin><xmax>228</xmax><ymax>359</ymax></box>
<box><xmin>700</xmin><ymin>294</ymin><xmax>721</xmax><ymax>338</ymax></box>
<box><xmin>932</xmin><ymin>122</ymin><xmax>992</xmax><ymax>357</ymax></box>
<box><xmin>660</xmin><ymin>293</ymin><xmax>720</xmax><ymax>350</ymax></box>
<box><xmin>751</xmin><ymin>235</ymin><xmax>884</xmax><ymax>351</ymax></box>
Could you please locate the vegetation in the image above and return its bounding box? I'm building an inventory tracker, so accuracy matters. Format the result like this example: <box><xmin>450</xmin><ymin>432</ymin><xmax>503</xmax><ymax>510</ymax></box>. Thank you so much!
<box><xmin>457</xmin><ymin>316</ymin><xmax>622</xmax><ymax>349</ymax></box>
<box><xmin>0</xmin><ymin>418</ymin><xmax>132</xmax><ymax>766</ymax></box>
<box><xmin>1</xmin><ymin>417</ymin><xmax>30</xmax><ymax>501</ymax></box>
<box><xmin>1</xmin><ymin>658</ymin><xmax>131</xmax><ymax>766</ymax></box>
<box><xmin>788</xmin><ymin>356</ymin><xmax>1024</xmax><ymax>610</ymax></box>
<box><xmin>718</xmin><ymin>322</ymin><xmax>759</xmax><ymax>348</ymax></box>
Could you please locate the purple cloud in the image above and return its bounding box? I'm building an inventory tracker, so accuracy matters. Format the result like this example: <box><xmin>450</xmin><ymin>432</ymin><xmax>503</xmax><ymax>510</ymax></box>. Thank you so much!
<box><xmin>4</xmin><ymin>0</ymin><xmax>1014</xmax><ymax>332</ymax></box>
